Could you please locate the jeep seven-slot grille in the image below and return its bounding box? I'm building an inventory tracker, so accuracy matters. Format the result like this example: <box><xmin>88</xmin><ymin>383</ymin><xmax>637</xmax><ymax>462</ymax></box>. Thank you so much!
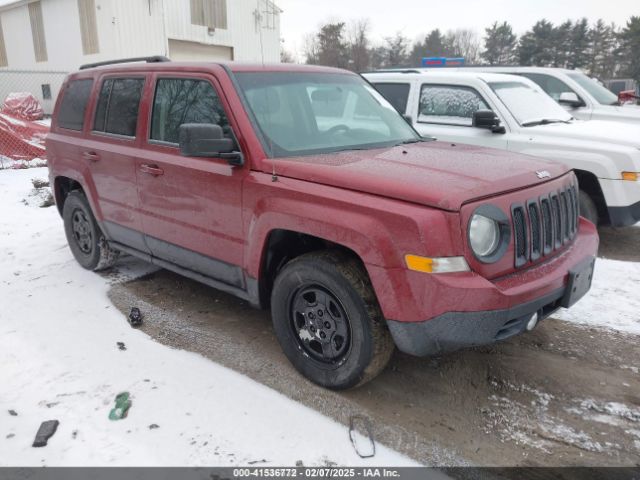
<box><xmin>512</xmin><ymin>186</ymin><xmax>579</xmax><ymax>268</ymax></box>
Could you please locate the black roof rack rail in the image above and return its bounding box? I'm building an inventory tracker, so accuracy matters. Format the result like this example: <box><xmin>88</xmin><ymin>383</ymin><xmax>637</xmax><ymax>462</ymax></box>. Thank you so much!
<box><xmin>79</xmin><ymin>56</ymin><xmax>171</xmax><ymax>70</ymax></box>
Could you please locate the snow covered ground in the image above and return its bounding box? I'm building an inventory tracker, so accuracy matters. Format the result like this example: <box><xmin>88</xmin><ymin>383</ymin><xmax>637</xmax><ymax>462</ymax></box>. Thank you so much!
<box><xmin>0</xmin><ymin>167</ymin><xmax>417</xmax><ymax>467</ymax></box>
<box><xmin>555</xmin><ymin>257</ymin><xmax>640</xmax><ymax>335</ymax></box>
<box><xmin>1</xmin><ymin>167</ymin><xmax>638</xmax><ymax>467</ymax></box>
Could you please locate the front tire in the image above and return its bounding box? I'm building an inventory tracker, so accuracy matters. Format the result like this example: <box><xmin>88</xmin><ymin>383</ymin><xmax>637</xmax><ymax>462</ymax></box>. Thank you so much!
<box><xmin>270</xmin><ymin>251</ymin><xmax>394</xmax><ymax>390</ymax></box>
<box><xmin>63</xmin><ymin>191</ymin><xmax>119</xmax><ymax>271</ymax></box>
<box><xmin>579</xmin><ymin>190</ymin><xmax>599</xmax><ymax>226</ymax></box>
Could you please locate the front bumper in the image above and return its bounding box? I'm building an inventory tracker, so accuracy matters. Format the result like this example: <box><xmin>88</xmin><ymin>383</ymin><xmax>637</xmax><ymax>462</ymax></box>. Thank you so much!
<box><xmin>608</xmin><ymin>200</ymin><xmax>640</xmax><ymax>227</ymax></box>
<box><xmin>387</xmin><ymin>277</ymin><xmax>586</xmax><ymax>356</ymax></box>
<box><xmin>599</xmin><ymin>178</ymin><xmax>640</xmax><ymax>226</ymax></box>
<box><xmin>383</xmin><ymin>219</ymin><xmax>599</xmax><ymax>357</ymax></box>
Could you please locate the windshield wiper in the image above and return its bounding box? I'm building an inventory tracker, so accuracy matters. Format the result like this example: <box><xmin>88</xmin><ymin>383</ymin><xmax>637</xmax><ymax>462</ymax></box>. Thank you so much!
<box><xmin>521</xmin><ymin>118</ymin><xmax>571</xmax><ymax>127</ymax></box>
<box><xmin>393</xmin><ymin>137</ymin><xmax>433</xmax><ymax>147</ymax></box>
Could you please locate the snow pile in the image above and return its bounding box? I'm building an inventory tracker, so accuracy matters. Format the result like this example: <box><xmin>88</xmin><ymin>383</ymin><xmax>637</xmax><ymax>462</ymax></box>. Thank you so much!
<box><xmin>554</xmin><ymin>257</ymin><xmax>640</xmax><ymax>335</ymax></box>
<box><xmin>0</xmin><ymin>168</ymin><xmax>416</xmax><ymax>467</ymax></box>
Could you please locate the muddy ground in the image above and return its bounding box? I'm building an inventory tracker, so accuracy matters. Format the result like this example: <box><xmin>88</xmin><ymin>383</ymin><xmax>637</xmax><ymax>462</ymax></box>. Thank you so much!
<box><xmin>106</xmin><ymin>225</ymin><xmax>640</xmax><ymax>467</ymax></box>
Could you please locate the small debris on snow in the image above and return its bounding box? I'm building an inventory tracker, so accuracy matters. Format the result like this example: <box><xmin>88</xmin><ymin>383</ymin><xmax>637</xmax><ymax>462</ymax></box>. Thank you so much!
<box><xmin>248</xmin><ymin>459</ymin><xmax>268</xmax><ymax>465</ymax></box>
<box><xmin>349</xmin><ymin>415</ymin><xmax>376</xmax><ymax>459</ymax></box>
<box><xmin>148</xmin><ymin>424</ymin><xmax>160</xmax><ymax>430</ymax></box>
<box><xmin>32</xmin><ymin>420</ymin><xmax>59</xmax><ymax>448</ymax></box>
<box><xmin>108</xmin><ymin>392</ymin><xmax>132</xmax><ymax>421</ymax></box>
<box><xmin>117</xmin><ymin>342</ymin><xmax>127</xmax><ymax>351</ymax></box>
<box><xmin>8</xmin><ymin>409</ymin><xmax>17</xmax><ymax>416</ymax></box>
<box><xmin>295</xmin><ymin>460</ymin><xmax>304</xmax><ymax>467</ymax></box>
<box><xmin>31</xmin><ymin>178</ymin><xmax>49</xmax><ymax>189</ymax></box>
<box><xmin>6</xmin><ymin>433</ymin><xmax>15</xmax><ymax>439</ymax></box>
<box><xmin>128</xmin><ymin>307</ymin><xmax>143</xmax><ymax>327</ymax></box>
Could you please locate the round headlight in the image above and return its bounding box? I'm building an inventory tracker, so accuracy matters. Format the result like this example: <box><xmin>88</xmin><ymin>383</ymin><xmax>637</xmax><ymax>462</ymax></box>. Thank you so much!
<box><xmin>469</xmin><ymin>214</ymin><xmax>500</xmax><ymax>257</ymax></box>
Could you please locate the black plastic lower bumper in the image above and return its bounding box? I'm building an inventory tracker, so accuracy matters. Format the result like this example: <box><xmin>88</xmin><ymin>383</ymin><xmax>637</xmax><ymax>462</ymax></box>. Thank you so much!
<box><xmin>608</xmin><ymin>200</ymin><xmax>640</xmax><ymax>227</ymax></box>
<box><xmin>387</xmin><ymin>288</ymin><xmax>566</xmax><ymax>357</ymax></box>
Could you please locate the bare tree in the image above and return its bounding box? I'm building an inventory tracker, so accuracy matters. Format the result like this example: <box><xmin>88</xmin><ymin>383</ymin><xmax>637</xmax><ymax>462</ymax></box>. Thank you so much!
<box><xmin>346</xmin><ymin>19</ymin><xmax>371</xmax><ymax>72</ymax></box>
<box><xmin>380</xmin><ymin>32</ymin><xmax>409</xmax><ymax>68</ymax></box>
<box><xmin>280</xmin><ymin>48</ymin><xmax>297</xmax><ymax>63</ymax></box>
<box><xmin>303</xmin><ymin>33</ymin><xmax>320</xmax><ymax>65</ymax></box>
<box><xmin>445</xmin><ymin>29</ymin><xmax>481</xmax><ymax>64</ymax></box>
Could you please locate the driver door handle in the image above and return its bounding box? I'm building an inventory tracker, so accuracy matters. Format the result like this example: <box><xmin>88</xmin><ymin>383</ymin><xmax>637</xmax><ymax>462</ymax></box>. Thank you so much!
<box><xmin>140</xmin><ymin>164</ymin><xmax>164</xmax><ymax>176</ymax></box>
<box><xmin>82</xmin><ymin>151</ymin><xmax>100</xmax><ymax>162</ymax></box>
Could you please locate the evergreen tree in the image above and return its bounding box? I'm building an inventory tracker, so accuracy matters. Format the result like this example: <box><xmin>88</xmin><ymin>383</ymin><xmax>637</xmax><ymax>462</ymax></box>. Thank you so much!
<box><xmin>482</xmin><ymin>21</ymin><xmax>517</xmax><ymax>65</ymax></box>
<box><xmin>551</xmin><ymin>20</ymin><xmax>573</xmax><ymax>67</ymax></box>
<box><xmin>619</xmin><ymin>16</ymin><xmax>640</xmax><ymax>82</ymax></box>
<box><xmin>314</xmin><ymin>22</ymin><xmax>350</xmax><ymax>69</ymax></box>
<box><xmin>518</xmin><ymin>20</ymin><xmax>555</xmax><ymax>66</ymax></box>
<box><xmin>587</xmin><ymin>20</ymin><xmax>615</xmax><ymax>77</ymax></box>
<box><xmin>567</xmin><ymin>18</ymin><xmax>591</xmax><ymax>69</ymax></box>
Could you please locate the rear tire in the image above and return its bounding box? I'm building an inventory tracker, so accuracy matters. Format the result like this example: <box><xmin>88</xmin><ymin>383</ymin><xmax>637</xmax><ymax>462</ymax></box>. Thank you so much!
<box><xmin>270</xmin><ymin>250</ymin><xmax>394</xmax><ymax>390</ymax></box>
<box><xmin>63</xmin><ymin>191</ymin><xmax>119</xmax><ymax>271</ymax></box>
<box><xmin>579</xmin><ymin>190</ymin><xmax>599</xmax><ymax>226</ymax></box>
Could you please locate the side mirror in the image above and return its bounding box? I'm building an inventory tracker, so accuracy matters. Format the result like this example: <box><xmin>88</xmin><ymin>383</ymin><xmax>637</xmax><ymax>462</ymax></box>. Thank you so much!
<box><xmin>179</xmin><ymin>123</ymin><xmax>243</xmax><ymax>166</ymax></box>
<box><xmin>558</xmin><ymin>92</ymin><xmax>584</xmax><ymax>108</ymax></box>
<box><xmin>472</xmin><ymin>110</ymin><xmax>505</xmax><ymax>134</ymax></box>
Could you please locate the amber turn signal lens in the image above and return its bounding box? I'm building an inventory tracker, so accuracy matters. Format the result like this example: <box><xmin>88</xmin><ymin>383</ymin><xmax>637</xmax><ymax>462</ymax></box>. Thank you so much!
<box><xmin>622</xmin><ymin>172</ymin><xmax>638</xmax><ymax>181</ymax></box>
<box><xmin>405</xmin><ymin>255</ymin><xmax>434</xmax><ymax>273</ymax></box>
<box><xmin>405</xmin><ymin>255</ymin><xmax>470</xmax><ymax>274</ymax></box>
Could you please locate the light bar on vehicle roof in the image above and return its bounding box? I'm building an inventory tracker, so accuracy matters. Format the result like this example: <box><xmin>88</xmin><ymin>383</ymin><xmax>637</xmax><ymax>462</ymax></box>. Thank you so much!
<box><xmin>421</xmin><ymin>57</ymin><xmax>465</xmax><ymax>68</ymax></box>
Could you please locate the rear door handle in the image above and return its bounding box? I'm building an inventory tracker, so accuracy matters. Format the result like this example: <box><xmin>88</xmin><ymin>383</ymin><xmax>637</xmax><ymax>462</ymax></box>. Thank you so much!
<box><xmin>140</xmin><ymin>164</ymin><xmax>164</xmax><ymax>176</ymax></box>
<box><xmin>82</xmin><ymin>151</ymin><xmax>100</xmax><ymax>162</ymax></box>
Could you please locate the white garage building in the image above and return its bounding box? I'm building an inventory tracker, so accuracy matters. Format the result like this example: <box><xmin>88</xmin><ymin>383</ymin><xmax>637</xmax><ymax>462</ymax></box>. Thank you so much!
<box><xmin>0</xmin><ymin>0</ymin><xmax>281</xmax><ymax>111</ymax></box>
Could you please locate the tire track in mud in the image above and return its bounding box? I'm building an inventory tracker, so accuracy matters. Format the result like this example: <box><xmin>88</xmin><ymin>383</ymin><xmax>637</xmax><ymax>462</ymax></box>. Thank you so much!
<box><xmin>105</xmin><ymin>264</ymin><xmax>640</xmax><ymax>467</ymax></box>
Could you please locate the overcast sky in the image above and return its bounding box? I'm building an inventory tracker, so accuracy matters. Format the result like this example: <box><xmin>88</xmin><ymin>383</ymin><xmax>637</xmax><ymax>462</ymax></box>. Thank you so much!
<box><xmin>276</xmin><ymin>0</ymin><xmax>638</xmax><ymax>58</ymax></box>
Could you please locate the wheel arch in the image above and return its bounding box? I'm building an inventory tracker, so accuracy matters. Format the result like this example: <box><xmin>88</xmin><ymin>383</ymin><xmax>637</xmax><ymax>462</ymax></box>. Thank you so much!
<box><xmin>573</xmin><ymin>169</ymin><xmax>609</xmax><ymax>224</ymax></box>
<box><xmin>254</xmin><ymin>228</ymin><xmax>369</xmax><ymax>309</ymax></box>
<box><xmin>53</xmin><ymin>176</ymin><xmax>85</xmax><ymax>216</ymax></box>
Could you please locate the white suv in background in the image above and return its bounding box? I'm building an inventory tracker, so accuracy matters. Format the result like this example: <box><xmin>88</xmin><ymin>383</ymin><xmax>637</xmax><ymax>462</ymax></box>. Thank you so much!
<box><xmin>363</xmin><ymin>70</ymin><xmax>640</xmax><ymax>227</ymax></box>
<box><xmin>452</xmin><ymin>66</ymin><xmax>640</xmax><ymax>124</ymax></box>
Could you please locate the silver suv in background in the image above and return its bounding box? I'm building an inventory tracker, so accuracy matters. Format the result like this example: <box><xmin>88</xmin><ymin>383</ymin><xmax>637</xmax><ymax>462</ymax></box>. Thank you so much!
<box><xmin>451</xmin><ymin>66</ymin><xmax>640</xmax><ymax>124</ymax></box>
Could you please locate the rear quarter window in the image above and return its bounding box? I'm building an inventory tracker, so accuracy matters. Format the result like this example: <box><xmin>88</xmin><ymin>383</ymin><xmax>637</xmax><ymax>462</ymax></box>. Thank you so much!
<box><xmin>372</xmin><ymin>83</ymin><xmax>410</xmax><ymax>113</ymax></box>
<box><xmin>57</xmin><ymin>79</ymin><xmax>93</xmax><ymax>131</ymax></box>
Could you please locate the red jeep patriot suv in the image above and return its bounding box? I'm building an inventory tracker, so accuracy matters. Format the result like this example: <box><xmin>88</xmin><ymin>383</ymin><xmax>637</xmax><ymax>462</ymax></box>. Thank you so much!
<box><xmin>47</xmin><ymin>57</ymin><xmax>599</xmax><ymax>389</ymax></box>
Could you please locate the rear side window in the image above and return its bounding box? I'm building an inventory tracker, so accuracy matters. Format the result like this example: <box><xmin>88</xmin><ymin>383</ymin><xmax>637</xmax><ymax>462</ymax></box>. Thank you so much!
<box><xmin>57</xmin><ymin>79</ymin><xmax>93</xmax><ymax>131</ymax></box>
<box><xmin>94</xmin><ymin>78</ymin><xmax>145</xmax><ymax>137</ymax></box>
<box><xmin>150</xmin><ymin>78</ymin><xmax>229</xmax><ymax>144</ymax></box>
<box><xmin>372</xmin><ymin>83</ymin><xmax>410</xmax><ymax>114</ymax></box>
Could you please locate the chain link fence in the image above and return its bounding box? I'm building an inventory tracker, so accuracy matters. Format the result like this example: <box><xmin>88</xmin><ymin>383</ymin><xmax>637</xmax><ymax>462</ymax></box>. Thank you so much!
<box><xmin>0</xmin><ymin>70</ymin><xmax>68</xmax><ymax>169</ymax></box>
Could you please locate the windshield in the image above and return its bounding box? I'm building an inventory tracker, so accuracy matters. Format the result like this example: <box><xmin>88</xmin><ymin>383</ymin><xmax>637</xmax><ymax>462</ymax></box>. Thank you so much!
<box><xmin>566</xmin><ymin>72</ymin><xmax>619</xmax><ymax>106</ymax></box>
<box><xmin>489</xmin><ymin>80</ymin><xmax>573</xmax><ymax>126</ymax></box>
<box><xmin>234</xmin><ymin>72</ymin><xmax>420</xmax><ymax>157</ymax></box>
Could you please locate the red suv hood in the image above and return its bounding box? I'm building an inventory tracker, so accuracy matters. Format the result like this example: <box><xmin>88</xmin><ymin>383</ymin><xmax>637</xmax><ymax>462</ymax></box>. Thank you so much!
<box><xmin>267</xmin><ymin>141</ymin><xmax>569</xmax><ymax>211</ymax></box>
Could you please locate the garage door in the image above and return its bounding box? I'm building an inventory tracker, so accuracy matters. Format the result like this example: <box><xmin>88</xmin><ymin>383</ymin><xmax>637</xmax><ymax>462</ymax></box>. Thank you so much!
<box><xmin>168</xmin><ymin>39</ymin><xmax>234</xmax><ymax>61</ymax></box>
